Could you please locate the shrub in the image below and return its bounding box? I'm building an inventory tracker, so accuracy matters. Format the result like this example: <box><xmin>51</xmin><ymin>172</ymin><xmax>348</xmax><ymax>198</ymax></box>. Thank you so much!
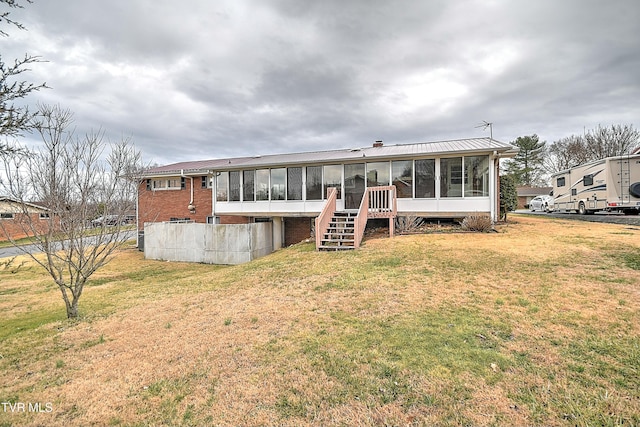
<box><xmin>460</xmin><ymin>215</ymin><xmax>494</xmax><ymax>232</ymax></box>
<box><xmin>395</xmin><ymin>215</ymin><xmax>425</xmax><ymax>233</ymax></box>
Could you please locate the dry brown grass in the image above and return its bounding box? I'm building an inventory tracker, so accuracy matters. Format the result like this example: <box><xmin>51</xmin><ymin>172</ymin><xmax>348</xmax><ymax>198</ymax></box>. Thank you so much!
<box><xmin>1</xmin><ymin>216</ymin><xmax>639</xmax><ymax>426</ymax></box>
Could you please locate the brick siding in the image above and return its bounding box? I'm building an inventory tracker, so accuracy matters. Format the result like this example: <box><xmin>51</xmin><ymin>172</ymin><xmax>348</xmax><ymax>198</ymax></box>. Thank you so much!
<box><xmin>137</xmin><ymin>178</ymin><xmax>251</xmax><ymax>228</ymax></box>
<box><xmin>0</xmin><ymin>213</ymin><xmax>54</xmax><ymax>241</ymax></box>
<box><xmin>284</xmin><ymin>217</ymin><xmax>313</xmax><ymax>246</ymax></box>
<box><xmin>218</xmin><ymin>215</ymin><xmax>251</xmax><ymax>224</ymax></box>
<box><xmin>138</xmin><ymin>177</ymin><xmax>213</xmax><ymax>229</ymax></box>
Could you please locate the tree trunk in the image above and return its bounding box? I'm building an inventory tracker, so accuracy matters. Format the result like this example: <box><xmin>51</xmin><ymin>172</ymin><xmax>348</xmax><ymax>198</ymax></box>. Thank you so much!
<box><xmin>65</xmin><ymin>298</ymin><xmax>79</xmax><ymax>319</ymax></box>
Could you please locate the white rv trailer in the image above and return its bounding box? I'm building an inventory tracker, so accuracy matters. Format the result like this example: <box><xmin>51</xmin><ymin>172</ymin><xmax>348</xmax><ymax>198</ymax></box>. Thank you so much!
<box><xmin>551</xmin><ymin>153</ymin><xmax>640</xmax><ymax>215</ymax></box>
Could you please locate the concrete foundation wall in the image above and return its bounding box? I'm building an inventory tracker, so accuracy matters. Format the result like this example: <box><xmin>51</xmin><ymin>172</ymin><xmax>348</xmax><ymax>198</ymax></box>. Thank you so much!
<box><xmin>144</xmin><ymin>222</ymin><xmax>273</xmax><ymax>265</ymax></box>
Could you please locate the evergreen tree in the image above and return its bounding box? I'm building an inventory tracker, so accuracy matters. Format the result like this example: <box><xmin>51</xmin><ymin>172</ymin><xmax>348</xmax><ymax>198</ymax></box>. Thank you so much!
<box><xmin>1</xmin><ymin>0</ymin><xmax>47</xmax><ymax>152</ymax></box>
<box><xmin>503</xmin><ymin>135</ymin><xmax>546</xmax><ymax>186</ymax></box>
<box><xmin>499</xmin><ymin>174</ymin><xmax>518</xmax><ymax>221</ymax></box>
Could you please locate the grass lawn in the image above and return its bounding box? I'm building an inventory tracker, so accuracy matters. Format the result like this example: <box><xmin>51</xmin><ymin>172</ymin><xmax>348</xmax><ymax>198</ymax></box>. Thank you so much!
<box><xmin>1</xmin><ymin>216</ymin><xmax>639</xmax><ymax>426</ymax></box>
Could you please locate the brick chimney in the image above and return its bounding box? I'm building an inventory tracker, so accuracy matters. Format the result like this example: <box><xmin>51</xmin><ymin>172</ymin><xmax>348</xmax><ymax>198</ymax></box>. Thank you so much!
<box><xmin>373</xmin><ymin>140</ymin><xmax>383</xmax><ymax>148</ymax></box>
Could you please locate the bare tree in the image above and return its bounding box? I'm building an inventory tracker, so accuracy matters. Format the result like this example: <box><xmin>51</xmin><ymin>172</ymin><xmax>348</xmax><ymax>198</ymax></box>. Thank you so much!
<box><xmin>584</xmin><ymin>124</ymin><xmax>640</xmax><ymax>159</ymax></box>
<box><xmin>1</xmin><ymin>0</ymin><xmax>48</xmax><ymax>148</ymax></box>
<box><xmin>545</xmin><ymin>125</ymin><xmax>640</xmax><ymax>175</ymax></box>
<box><xmin>0</xmin><ymin>104</ymin><xmax>142</xmax><ymax>319</ymax></box>
<box><xmin>545</xmin><ymin>135</ymin><xmax>591</xmax><ymax>173</ymax></box>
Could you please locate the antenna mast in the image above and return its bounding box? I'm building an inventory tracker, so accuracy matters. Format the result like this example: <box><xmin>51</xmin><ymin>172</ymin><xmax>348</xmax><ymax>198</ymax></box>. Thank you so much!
<box><xmin>476</xmin><ymin>121</ymin><xmax>493</xmax><ymax>140</ymax></box>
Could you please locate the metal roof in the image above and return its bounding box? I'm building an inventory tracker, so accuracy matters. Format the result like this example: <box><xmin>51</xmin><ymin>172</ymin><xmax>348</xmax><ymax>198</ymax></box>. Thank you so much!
<box><xmin>0</xmin><ymin>196</ymin><xmax>50</xmax><ymax>211</ymax></box>
<box><xmin>143</xmin><ymin>137</ymin><xmax>518</xmax><ymax>176</ymax></box>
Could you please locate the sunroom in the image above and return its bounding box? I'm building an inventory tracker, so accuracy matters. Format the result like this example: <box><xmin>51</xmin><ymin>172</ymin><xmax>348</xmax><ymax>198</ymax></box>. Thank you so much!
<box><xmin>210</xmin><ymin>146</ymin><xmax>501</xmax><ymax>220</ymax></box>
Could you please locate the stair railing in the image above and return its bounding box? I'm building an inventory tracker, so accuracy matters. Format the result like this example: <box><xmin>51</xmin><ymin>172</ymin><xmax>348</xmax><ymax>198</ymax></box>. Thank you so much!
<box><xmin>367</xmin><ymin>185</ymin><xmax>397</xmax><ymax>218</ymax></box>
<box><xmin>355</xmin><ymin>185</ymin><xmax>398</xmax><ymax>248</ymax></box>
<box><xmin>315</xmin><ymin>187</ymin><xmax>338</xmax><ymax>250</ymax></box>
<box><xmin>354</xmin><ymin>187</ymin><xmax>370</xmax><ymax>248</ymax></box>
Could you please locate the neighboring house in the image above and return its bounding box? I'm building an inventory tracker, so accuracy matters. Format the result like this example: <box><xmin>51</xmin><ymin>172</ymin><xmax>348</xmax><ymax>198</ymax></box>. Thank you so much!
<box><xmin>0</xmin><ymin>196</ymin><xmax>51</xmax><ymax>241</ymax></box>
<box><xmin>138</xmin><ymin>138</ymin><xmax>518</xmax><ymax>249</ymax></box>
<box><xmin>517</xmin><ymin>186</ymin><xmax>553</xmax><ymax>209</ymax></box>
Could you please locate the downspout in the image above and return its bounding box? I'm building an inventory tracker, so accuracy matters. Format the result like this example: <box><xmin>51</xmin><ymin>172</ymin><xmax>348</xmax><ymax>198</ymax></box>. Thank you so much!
<box><xmin>181</xmin><ymin>169</ymin><xmax>196</xmax><ymax>214</ymax></box>
<box><xmin>491</xmin><ymin>151</ymin><xmax>501</xmax><ymax>222</ymax></box>
<box><xmin>211</xmin><ymin>171</ymin><xmax>216</xmax><ymax>223</ymax></box>
<box><xmin>136</xmin><ymin>178</ymin><xmax>140</xmax><ymax>248</ymax></box>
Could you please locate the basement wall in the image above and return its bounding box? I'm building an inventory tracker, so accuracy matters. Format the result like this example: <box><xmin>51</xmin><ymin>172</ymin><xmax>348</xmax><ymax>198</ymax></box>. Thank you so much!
<box><xmin>143</xmin><ymin>222</ymin><xmax>273</xmax><ymax>265</ymax></box>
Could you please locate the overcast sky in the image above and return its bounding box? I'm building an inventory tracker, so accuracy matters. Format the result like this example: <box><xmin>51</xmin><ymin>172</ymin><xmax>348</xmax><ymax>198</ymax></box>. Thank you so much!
<box><xmin>4</xmin><ymin>0</ymin><xmax>640</xmax><ymax>166</ymax></box>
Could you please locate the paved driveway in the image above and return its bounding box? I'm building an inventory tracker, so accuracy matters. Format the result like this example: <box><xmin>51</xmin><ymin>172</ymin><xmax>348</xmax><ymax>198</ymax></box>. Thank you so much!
<box><xmin>513</xmin><ymin>210</ymin><xmax>640</xmax><ymax>226</ymax></box>
<box><xmin>0</xmin><ymin>230</ymin><xmax>136</xmax><ymax>260</ymax></box>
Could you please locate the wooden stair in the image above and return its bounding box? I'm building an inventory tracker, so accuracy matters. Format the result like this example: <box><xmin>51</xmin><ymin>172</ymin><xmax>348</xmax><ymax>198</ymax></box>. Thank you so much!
<box><xmin>315</xmin><ymin>186</ymin><xmax>397</xmax><ymax>251</ymax></box>
<box><xmin>317</xmin><ymin>212</ymin><xmax>357</xmax><ymax>250</ymax></box>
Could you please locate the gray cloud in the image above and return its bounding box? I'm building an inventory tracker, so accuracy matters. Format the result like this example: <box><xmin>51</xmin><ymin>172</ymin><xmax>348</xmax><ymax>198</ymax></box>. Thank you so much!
<box><xmin>3</xmin><ymin>0</ymin><xmax>639</xmax><ymax>165</ymax></box>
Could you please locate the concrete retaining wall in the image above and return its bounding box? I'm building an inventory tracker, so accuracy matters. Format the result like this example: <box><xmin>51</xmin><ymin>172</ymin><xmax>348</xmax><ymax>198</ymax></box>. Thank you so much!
<box><xmin>144</xmin><ymin>222</ymin><xmax>273</xmax><ymax>265</ymax></box>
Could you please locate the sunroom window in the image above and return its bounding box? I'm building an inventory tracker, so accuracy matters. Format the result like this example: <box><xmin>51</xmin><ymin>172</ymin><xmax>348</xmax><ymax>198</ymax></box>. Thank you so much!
<box><xmin>216</xmin><ymin>172</ymin><xmax>229</xmax><ymax>202</ymax></box>
<box><xmin>256</xmin><ymin>169</ymin><xmax>270</xmax><ymax>201</ymax></box>
<box><xmin>229</xmin><ymin>171</ymin><xmax>241</xmax><ymax>201</ymax></box>
<box><xmin>440</xmin><ymin>157</ymin><xmax>463</xmax><ymax>197</ymax></box>
<box><xmin>306</xmin><ymin>166</ymin><xmax>322</xmax><ymax>200</ymax></box>
<box><xmin>271</xmin><ymin>168</ymin><xmax>286</xmax><ymax>200</ymax></box>
<box><xmin>392</xmin><ymin>160</ymin><xmax>413</xmax><ymax>198</ymax></box>
<box><xmin>323</xmin><ymin>165</ymin><xmax>342</xmax><ymax>199</ymax></box>
<box><xmin>464</xmin><ymin>155</ymin><xmax>489</xmax><ymax>197</ymax></box>
<box><xmin>366</xmin><ymin>162</ymin><xmax>390</xmax><ymax>187</ymax></box>
<box><xmin>415</xmin><ymin>159</ymin><xmax>435</xmax><ymax>198</ymax></box>
<box><xmin>243</xmin><ymin>170</ymin><xmax>255</xmax><ymax>201</ymax></box>
<box><xmin>287</xmin><ymin>167</ymin><xmax>303</xmax><ymax>200</ymax></box>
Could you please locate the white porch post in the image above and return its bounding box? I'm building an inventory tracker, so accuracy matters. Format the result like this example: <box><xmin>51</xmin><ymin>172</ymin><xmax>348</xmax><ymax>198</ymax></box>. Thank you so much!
<box><xmin>490</xmin><ymin>155</ymin><xmax>500</xmax><ymax>222</ymax></box>
<box><xmin>272</xmin><ymin>216</ymin><xmax>283</xmax><ymax>250</ymax></box>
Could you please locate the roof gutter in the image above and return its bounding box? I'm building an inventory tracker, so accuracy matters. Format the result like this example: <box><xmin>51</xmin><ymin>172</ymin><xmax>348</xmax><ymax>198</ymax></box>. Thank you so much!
<box><xmin>180</xmin><ymin>169</ymin><xmax>196</xmax><ymax>214</ymax></box>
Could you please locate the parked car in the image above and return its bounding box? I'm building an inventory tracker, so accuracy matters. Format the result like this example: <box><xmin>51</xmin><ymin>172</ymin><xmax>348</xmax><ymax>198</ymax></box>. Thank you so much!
<box><xmin>529</xmin><ymin>195</ymin><xmax>554</xmax><ymax>212</ymax></box>
<box><xmin>91</xmin><ymin>215</ymin><xmax>123</xmax><ymax>227</ymax></box>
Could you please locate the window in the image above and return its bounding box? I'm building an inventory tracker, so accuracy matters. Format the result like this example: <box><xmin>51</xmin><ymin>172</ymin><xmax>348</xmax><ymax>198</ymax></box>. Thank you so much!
<box><xmin>167</xmin><ymin>178</ymin><xmax>182</xmax><ymax>189</ymax></box>
<box><xmin>216</xmin><ymin>172</ymin><xmax>229</xmax><ymax>202</ymax></box>
<box><xmin>344</xmin><ymin>163</ymin><xmax>365</xmax><ymax>209</ymax></box>
<box><xmin>201</xmin><ymin>176</ymin><xmax>210</xmax><ymax>189</ymax></box>
<box><xmin>583</xmin><ymin>174</ymin><xmax>593</xmax><ymax>186</ymax></box>
<box><xmin>229</xmin><ymin>171</ymin><xmax>241</xmax><ymax>201</ymax></box>
<box><xmin>323</xmin><ymin>165</ymin><xmax>342</xmax><ymax>199</ymax></box>
<box><xmin>271</xmin><ymin>168</ymin><xmax>286</xmax><ymax>200</ymax></box>
<box><xmin>392</xmin><ymin>160</ymin><xmax>413</xmax><ymax>198</ymax></box>
<box><xmin>366</xmin><ymin>162</ymin><xmax>390</xmax><ymax>187</ymax></box>
<box><xmin>146</xmin><ymin>179</ymin><xmax>151</xmax><ymax>191</ymax></box>
<box><xmin>152</xmin><ymin>179</ymin><xmax>167</xmax><ymax>189</ymax></box>
<box><xmin>464</xmin><ymin>155</ymin><xmax>489</xmax><ymax>197</ymax></box>
<box><xmin>440</xmin><ymin>157</ymin><xmax>463</xmax><ymax>197</ymax></box>
<box><xmin>243</xmin><ymin>170</ymin><xmax>255</xmax><ymax>201</ymax></box>
<box><xmin>306</xmin><ymin>166</ymin><xmax>322</xmax><ymax>200</ymax></box>
<box><xmin>39</xmin><ymin>213</ymin><xmax>50</xmax><ymax>219</ymax></box>
<box><xmin>0</xmin><ymin>213</ymin><xmax>14</xmax><ymax>219</ymax></box>
<box><xmin>256</xmin><ymin>169</ymin><xmax>270</xmax><ymax>201</ymax></box>
<box><xmin>287</xmin><ymin>167</ymin><xmax>303</xmax><ymax>200</ymax></box>
<box><xmin>557</xmin><ymin>176</ymin><xmax>566</xmax><ymax>187</ymax></box>
<box><xmin>151</xmin><ymin>177</ymin><xmax>183</xmax><ymax>190</ymax></box>
<box><xmin>415</xmin><ymin>159</ymin><xmax>435</xmax><ymax>198</ymax></box>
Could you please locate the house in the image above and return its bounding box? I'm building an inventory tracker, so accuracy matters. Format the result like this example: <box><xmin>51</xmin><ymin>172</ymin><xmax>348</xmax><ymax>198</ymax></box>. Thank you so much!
<box><xmin>516</xmin><ymin>186</ymin><xmax>553</xmax><ymax>209</ymax></box>
<box><xmin>138</xmin><ymin>137</ymin><xmax>517</xmax><ymax>255</ymax></box>
<box><xmin>0</xmin><ymin>196</ymin><xmax>51</xmax><ymax>241</ymax></box>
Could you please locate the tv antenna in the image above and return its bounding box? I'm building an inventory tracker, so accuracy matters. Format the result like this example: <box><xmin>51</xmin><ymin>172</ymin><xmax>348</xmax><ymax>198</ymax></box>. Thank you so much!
<box><xmin>476</xmin><ymin>121</ymin><xmax>493</xmax><ymax>140</ymax></box>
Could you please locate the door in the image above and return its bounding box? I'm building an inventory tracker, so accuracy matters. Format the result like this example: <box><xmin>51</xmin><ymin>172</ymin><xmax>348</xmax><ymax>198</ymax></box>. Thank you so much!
<box><xmin>344</xmin><ymin>163</ymin><xmax>365</xmax><ymax>210</ymax></box>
